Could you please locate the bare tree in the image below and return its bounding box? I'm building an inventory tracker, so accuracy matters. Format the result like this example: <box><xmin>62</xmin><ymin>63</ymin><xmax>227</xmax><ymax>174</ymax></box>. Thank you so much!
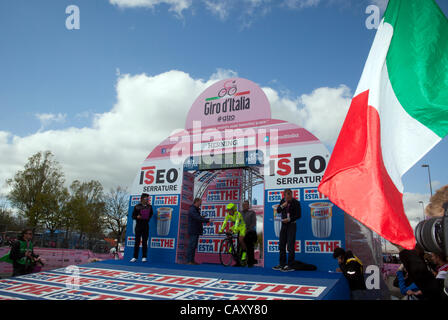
<box><xmin>104</xmin><ymin>186</ymin><xmax>128</xmax><ymax>251</ymax></box>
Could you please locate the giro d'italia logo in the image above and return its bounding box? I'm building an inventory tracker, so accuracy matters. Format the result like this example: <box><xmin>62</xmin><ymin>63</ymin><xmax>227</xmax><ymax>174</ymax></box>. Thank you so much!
<box><xmin>205</xmin><ymin>80</ymin><xmax>250</xmax><ymax>101</ymax></box>
<box><xmin>203</xmin><ymin>80</ymin><xmax>252</xmax><ymax>119</ymax></box>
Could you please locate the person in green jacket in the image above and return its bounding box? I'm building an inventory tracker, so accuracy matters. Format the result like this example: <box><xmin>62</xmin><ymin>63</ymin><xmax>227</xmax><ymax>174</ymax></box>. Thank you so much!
<box><xmin>218</xmin><ymin>203</ymin><xmax>247</xmax><ymax>262</ymax></box>
<box><xmin>0</xmin><ymin>229</ymin><xmax>43</xmax><ymax>276</ymax></box>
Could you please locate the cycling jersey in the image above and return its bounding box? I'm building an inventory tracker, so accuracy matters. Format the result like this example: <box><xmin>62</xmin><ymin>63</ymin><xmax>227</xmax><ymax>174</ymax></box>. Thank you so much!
<box><xmin>220</xmin><ymin>210</ymin><xmax>246</xmax><ymax>237</ymax></box>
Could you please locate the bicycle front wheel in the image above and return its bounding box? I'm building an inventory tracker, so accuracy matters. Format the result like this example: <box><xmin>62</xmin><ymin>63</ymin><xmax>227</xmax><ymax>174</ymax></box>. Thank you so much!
<box><xmin>219</xmin><ymin>238</ymin><xmax>234</xmax><ymax>267</ymax></box>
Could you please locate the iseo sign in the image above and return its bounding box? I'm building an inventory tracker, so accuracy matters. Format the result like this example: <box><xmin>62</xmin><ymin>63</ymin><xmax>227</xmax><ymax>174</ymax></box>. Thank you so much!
<box><xmin>269</xmin><ymin>154</ymin><xmax>327</xmax><ymax>186</ymax></box>
<box><xmin>139</xmin><ymin>165</ymin><xmax>180</xmax><ymax>193</ymax></box>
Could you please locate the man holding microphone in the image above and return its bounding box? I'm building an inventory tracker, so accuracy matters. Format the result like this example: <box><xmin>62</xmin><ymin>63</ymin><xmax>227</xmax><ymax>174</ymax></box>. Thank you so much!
<box><xmin>272</xmin><ymin>188</ymin><xmax>301</xmax><ymax>272</ymax></box>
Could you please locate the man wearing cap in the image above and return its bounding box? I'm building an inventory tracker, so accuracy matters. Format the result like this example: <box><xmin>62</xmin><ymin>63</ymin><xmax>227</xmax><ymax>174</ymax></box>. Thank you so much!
<box><xmin>130</xmin><ymin>193</ymin><xmax>153</xmax><ymax>262</ymax></box>
<box><xmin>218</xmin><ymin>203</ymin><xmax>247</xmax><ymax>263</ymax></box>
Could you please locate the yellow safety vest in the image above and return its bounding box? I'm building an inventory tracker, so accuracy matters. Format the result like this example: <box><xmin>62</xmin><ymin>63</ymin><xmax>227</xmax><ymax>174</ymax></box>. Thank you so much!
<box><xmin>346</xmin><ymin>255</ymin><xmax>363</xmax><ymax>273</ymax></box>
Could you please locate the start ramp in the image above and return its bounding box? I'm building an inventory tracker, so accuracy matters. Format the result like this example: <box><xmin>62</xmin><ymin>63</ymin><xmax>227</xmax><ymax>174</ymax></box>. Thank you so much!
<box><xmin>0</xmin><ymin>259</ymin><xmax>350</xmax><ymax>300</ymax></box>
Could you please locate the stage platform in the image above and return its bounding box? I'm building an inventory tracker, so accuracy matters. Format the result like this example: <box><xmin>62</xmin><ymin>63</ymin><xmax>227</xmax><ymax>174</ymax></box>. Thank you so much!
<box><xmin>0</xmin><ymin>259</ymin><xmax>350</xmax><ymax>300</ymax></box>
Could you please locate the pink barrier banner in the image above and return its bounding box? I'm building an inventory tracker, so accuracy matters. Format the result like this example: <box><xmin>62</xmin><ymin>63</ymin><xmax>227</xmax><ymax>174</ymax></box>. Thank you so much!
<box><xmin>0</xmin><ymin>247</ymin><xmax>118</xmax><ymax>276</ymax></box>
<box><xmin>382</xmin><ymin>263</ymin><xmax>400</xmax><ymax>277</ymax></box>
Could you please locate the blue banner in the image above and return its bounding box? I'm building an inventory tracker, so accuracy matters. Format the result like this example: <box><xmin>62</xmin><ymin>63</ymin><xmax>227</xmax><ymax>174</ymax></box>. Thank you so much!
<box><xmin>124</xmin><ymin>194</ymin><xmax>180</xmax><ymax>263</ymax></box>
<box><xmin>263</xmin><ymin>188</ymin><xmax>345</xmax><ymax>271</ymax></box>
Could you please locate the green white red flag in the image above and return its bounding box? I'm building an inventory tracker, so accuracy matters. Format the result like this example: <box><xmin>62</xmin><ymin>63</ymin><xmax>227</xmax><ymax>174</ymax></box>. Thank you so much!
<box><xmin>318</xmin><ymin>0</ymin><xmax>448</xmax><ymax>249</ymax></box>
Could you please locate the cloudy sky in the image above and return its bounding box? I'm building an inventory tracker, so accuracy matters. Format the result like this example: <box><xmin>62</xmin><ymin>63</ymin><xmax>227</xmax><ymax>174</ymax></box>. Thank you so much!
<box><xmin>1</xmin><ymin>0</ymin><xmax>447</xmax><ymax>230</ymax></box>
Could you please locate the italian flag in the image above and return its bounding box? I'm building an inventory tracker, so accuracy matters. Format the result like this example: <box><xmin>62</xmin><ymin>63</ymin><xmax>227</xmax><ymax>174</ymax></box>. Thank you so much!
<box><xmin>318</xmin><ymin>0</ymin><xmax>448</xmax><ymax>249</ymax></box>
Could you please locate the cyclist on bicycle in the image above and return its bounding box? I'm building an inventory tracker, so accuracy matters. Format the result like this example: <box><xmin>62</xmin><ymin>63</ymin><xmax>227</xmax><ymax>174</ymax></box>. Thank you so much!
<box><xmin>218</xmin><ymin>203</ymin><xmax>247</xmax><ymax>262</ymax></box>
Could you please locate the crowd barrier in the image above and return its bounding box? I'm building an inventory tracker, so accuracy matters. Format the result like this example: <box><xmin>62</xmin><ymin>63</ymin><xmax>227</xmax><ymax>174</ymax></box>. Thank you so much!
<box><xmin>382</xmin><ymin>263</ymin><xmax>400</xmax><ymax>277</ymax></box>
<box><xmin>0</xmin><ymin>247</ymin><xmax>121</xmax><ymax>276</ymax></box>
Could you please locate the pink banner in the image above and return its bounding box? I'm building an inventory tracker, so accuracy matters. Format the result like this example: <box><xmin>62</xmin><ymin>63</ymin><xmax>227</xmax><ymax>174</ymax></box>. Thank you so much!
<box><xmin>382</xmin><ymin>263</ymin><xmax>400</xmax><ymax>277</ymax></box>
<box><xmin>0</xmin><ymin>247</ymin><xmax>119</xmax><ymax>276</ymax></box>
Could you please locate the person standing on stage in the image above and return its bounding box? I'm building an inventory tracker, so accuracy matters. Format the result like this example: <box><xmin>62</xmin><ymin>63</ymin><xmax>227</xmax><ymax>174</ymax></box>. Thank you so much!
<box><xmin>272</xmin><ymin>188</ymin><xmax>301</xmax><ymax>272</ymax></box>
<box><xmin>186</xmin><ymin>198</ymin><xmax>210</xmax><ymax>265</ymax></box>
<box><xmin>241</xmin><ymin>200</ymin><xmax>258</xmax><ymax>267</ymax></box>
<box><xmin>130</xmin><ymin>193</ymin><xmax>153</xmax><ymax>262</ymax></box>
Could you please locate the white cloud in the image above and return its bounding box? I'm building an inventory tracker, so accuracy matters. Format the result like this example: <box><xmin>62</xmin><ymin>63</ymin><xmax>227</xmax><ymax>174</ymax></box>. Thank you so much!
<box><xmin>0</xmin><ymin>70</ymin><xmax>225</xmax><ymax>195</ymax></box>
<box><xmin>75</xmin><ymin>111</ymin><xmax>93</xmax><ymax>120</ymax></box>
<box><xmin>431</xmin><ymin>180</ymin><xmax>441</xmax><ymax>191</ymax></box>
<box><xmin>202</xmin><ymin>0</ymin><xmax>232</xmax><ymax>21</ymax></box>
<box><xmin>403</xmin><ymin>192</ymin><xmax>430</xmax><ymax>230</ymax></box>
<box><xmin>202</xmin><ymin>0</ymin><xmax>272</xmax><ymax>25</ymax></box>
<box><xmin>209</xmin><ymin>68</ymin><xmax>239</xmax><ymax>81</ymax></box>
<box><xmin>369</xmin><ymin>0</ymin><xmax>388</xmax><ymax>12</ymax></box>
<box><xmin>283</xmin><ymin>0</ymin><xmax>321</xmax><ymax>10</ymax></box>
<box><xmin>0</xmin><ymin>69</ymin><xmax>352</xmax><ymax>198</ymax></box>
<box><xmin>265</xmin><ymin>84</ymin><xmax>352</xmax><ymax>146</ymax></box>
<box><xmin>109</xmin><ymin>0</ymin><xmax>192</xmax><ymax>17</ymax></box>
<box><xmin>239</xmin><ymin>0</ymin><xmax>272</xmax><ymax>28</ymax></box>
<box><xmin>109</xmin><ymin>0</ymin><xmax>354</xmax><ymax>28</ymax></box>
<box><xmin>35</xmin><ymin>113</ymin><xmax>67</xmax><ymax>131</ymax></box>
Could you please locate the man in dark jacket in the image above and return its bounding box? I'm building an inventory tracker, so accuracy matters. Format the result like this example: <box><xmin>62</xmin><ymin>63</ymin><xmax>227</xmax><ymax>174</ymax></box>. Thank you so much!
<box><xmin>333</xmin><ymin>247</ymin><xmax>367</xmax><ymax>296</ymax></box>
<box><xmin>396</xmin><ymin>244</ymin><xmax>447</xmax><ymax>300</ymax></box>
<box><xmin>130</xmin><ymin>193</ymin><xmax>153</xmax><ymax>262</ymax></box>
<box><xmin>242</xmin><ymin>200</ymin><xmax>258</xmax><ymax>267</ymax></box>
<box><xmin>272</xmin><ymin>189</ymin><xmax>301</xmax><ymax>272</ymax></box>
<box><xmin>187</xmin><ymin>198</ymin><xmax>210</xmax><ymax>265</ymax></box>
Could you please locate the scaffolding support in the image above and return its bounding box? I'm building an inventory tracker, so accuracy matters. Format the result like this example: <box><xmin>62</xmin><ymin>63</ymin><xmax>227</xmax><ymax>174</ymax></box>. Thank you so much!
<box><xmin>192</xmin><ymin>167</ymin><xmax>264</xmax><ymax>207</ymax></box>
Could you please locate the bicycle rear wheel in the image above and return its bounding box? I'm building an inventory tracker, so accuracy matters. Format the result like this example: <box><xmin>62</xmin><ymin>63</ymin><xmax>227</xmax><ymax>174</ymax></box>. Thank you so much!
<box><xmin>219</xmin><ymin>238</ymin><xmax>234</xmax><ymax>266</ymax></box>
